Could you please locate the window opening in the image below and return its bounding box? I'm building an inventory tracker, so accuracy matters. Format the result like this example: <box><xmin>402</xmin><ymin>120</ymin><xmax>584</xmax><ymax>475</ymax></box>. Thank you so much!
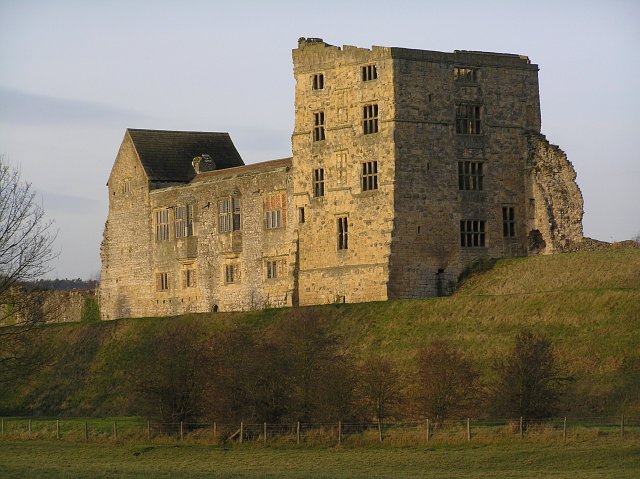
<box><xmin>313</xmin><ymin>111</ymin><xmax>325</xmax><ymax>141</ymax></box>
<box><xmin>361</xmin><ymin>161</ymin><xmax>378</xmax><ymax>191</ymax></box>
<box><xmin>266</xmin><ymin>260</ymin><xmax>278</xmax><ymax>279</ymax></box>
<box><xmin>458</xmin><ymin>161</ymin><xmax>484</xmax><ymax>190</ymax></box>
<box><xmin>156</xmin><ymin>272</ymin><xmax>169</xmax><ymax>291</ymax></box>
<box><xmin>362</xmin><ymin>64</ymin><xmax>378</xmax><ymax>81</ymax></box>
<box><xmin>502</xmin><ymin>207</ymin><xmax>516</xmax><ymax>238</ymax></box>
<box><xmin>264</xmin><ymin>193</ymin><xmax>285</xmax><ymax>229</ymax></box>
<box><xmin>455</xmin><ymin>104</ymin><xmax>481</xmax><ymax>135</ymax></box>
<box><xmin>363</xmin><ymin>104</ymin><xmax>379</xmax><ymax>134</ymax></box>
<box><xmin>225</xmin><ymin>264</ymin><xmax>238</xmax><ymax>284</ymax></box>
<box><xmin>175</xmin><ymin>205</ymin><xmax>194</xmax><ymax>238</ymax></box>
<box><xmin>454</xmin><ymin>67</ymin><xmax>478</xmax><ymax>82</ymax></box>
<box><xmin>313</xmin><ymin>168</ymin><xmax>325</xmax><ymax>197</ymax></box>
<box><xmin>219</xmin><ymin>197</ymin><xmax>241</xmax><ymax>233</ymax></box>
<box><xmin>460</xmin><ymin>220</ymin><xmax>486</xmax><ymax>247</ymax></box>
<box><xmin>184</xmin><ymin>269</ymin><xmax>196</xmax><ymax>288</ymax></box>
<box><xmin>155</xmin><ymin>209</ymin><xmax>170</xmax><ymax>241</ymax></box>
<box><xmin>337</xmin><ymin>217</ymin><xmax>348</xmax><ymax>250</ymax></box>
<box><xmin>312</xmin><ymin>73</ymin><xmax>324</xmax><ymax>90</ymax></box>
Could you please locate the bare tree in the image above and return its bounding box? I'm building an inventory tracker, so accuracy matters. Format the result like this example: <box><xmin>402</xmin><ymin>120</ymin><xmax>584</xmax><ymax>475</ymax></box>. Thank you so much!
<box><xmin>491</xmin><ymin>330</ymin><xmax>570</xmax><ymax>423</ymax></box>
<box><xmin>357</xmin><ymin>355</ymin><xmax>404</xmax><ymax>426</ymax></box>
<box><xmin>0</xmin><ymin>154</ymin><xmax>57</xmax><ymax>373</ymax></box>
<box><xmin>415</xmin><ymin>341</ymin><xmax>482</xmax><ymax>424</ymax></box>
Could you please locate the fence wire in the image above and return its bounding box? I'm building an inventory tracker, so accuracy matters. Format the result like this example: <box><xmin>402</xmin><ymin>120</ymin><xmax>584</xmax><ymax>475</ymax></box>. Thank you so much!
<box><xmin>0</xmin><ymin>416</ymin><xmax>637</xmax><ymax>445</ymax></box>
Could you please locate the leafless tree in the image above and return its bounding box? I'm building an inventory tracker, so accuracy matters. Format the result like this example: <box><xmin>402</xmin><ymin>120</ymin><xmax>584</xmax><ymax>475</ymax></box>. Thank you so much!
<box><xmin>491</xmin><ymin>330</ymin><xmax>570</xmax><ymax>424</ymax></box>
<box><xmin>357</xmin><ymin>355</ymin><xmax>404</xmax><ymax>426</ymax></box>
<box><xmin>415</xmin><ymin>341</ymin><xmax>482</xmax><ymax>424</ymax></box>
<box><xmin>0</xmin><ymin>154</ymin><xmax>57</xmax><ymax>374</ymax></box>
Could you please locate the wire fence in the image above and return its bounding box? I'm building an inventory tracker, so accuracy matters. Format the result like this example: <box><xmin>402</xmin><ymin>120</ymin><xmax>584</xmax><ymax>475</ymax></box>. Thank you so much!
<box><xmin>0</xmin><ymin>416</ymin><xmax>637</xmax><ymax>446</ymax></box>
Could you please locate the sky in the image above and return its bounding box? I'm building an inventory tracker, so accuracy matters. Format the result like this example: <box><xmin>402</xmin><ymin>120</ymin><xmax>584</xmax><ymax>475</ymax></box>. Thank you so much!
<box><xmin>0</xmin><ymin>0</ymin><xmax>638</xmax><ymax>279</ymax></box>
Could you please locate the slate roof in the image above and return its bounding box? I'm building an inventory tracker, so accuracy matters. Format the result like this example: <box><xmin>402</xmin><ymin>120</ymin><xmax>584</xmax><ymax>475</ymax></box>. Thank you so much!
<box><xmin>127</xmin><ymin>129</ymin><xmax>244</xmax><ymax>183</ymax></box>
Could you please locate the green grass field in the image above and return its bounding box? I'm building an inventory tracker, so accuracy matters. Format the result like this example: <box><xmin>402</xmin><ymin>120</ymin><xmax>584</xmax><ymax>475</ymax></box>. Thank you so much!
<box><xmin>0</xmin><ymin>440</ymin><xmax>638</xmax><ymax>478</ymax></box>
<box><xmin>2</xmin><ymin>248</ymin><xmax>639</xmax><ymax>417</ymax></box>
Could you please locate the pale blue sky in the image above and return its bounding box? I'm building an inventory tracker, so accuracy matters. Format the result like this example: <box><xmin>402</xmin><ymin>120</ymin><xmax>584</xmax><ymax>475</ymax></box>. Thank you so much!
<box><xmin>0</xmin><ymin>0</ymin><xmax>638</xmax><ymax>279</ymax></box>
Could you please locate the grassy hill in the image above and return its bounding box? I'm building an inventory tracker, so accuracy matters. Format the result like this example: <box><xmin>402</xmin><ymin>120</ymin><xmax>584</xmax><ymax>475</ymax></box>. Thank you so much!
<box><xmin>1</xmin><ymin>248</ymin><xmax>638</xmax><ymax>417</ymax></box>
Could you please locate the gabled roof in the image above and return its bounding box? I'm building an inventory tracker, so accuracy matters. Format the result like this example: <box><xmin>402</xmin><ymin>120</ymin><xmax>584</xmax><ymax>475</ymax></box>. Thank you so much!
<box><xmin>127</xmin><ymin>129</ymin><xmax>244</xmax><ymax>183</ymax></box>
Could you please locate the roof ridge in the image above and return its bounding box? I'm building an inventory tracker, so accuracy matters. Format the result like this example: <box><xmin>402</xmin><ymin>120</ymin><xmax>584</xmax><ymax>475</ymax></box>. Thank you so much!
<box><xmin>127</xmin><ymin>128</ymin><xmax>231</xmax><ymax>136</ymax></box>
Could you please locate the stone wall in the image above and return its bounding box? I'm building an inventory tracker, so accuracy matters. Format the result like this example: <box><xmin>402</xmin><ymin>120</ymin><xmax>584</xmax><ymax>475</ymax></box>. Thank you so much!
<box><xmin>1</xmin><ymin>288</ymin><xmax>96</xmax><ymax>325</ymax></box>
<box><xmin>100</xmin><ymin>132</ymin><xmax>154</xmax><ymax>320</ymax></box>
<box><xmin>291</xmin><ymin>41</ymin><xmax>396</xmax><ymax>305</ymax></box>
<box><xmin>527</xmin><ymin>132</ymin><xmax>584</xmax><ymax>253</ymax></box>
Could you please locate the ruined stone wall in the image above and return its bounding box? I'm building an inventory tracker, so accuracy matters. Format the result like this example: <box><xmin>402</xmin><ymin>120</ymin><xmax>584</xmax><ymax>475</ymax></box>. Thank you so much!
<box><xmin>99</xmin><ymin>132</ymin><xmax>154</xmax><ymax>320</ymax></box>
<box><xmin>42</xmin><ymin>289</ymin><xmax>97</xmax><ymax>323</ymax></box>
<box><xmin>1</xmin><ymin>288</ymin><xmax>96</xmax><ymax>325</ymax></box>
<box><xmin>527</xmin><ymin>132</ymin><xmax>584</xmax><ymax>253</ymax></box>
<box><xmin>291</xmin><ymin>41</ymin><xmax>396</xmax><ymax>305</ymax></box>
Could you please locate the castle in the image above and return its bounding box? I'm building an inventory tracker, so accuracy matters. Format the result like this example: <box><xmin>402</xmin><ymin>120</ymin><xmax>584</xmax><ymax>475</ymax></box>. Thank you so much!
<box><xmin>99</xmin><ymin>38</ymin><xmax>583</xmax><ymax>320</ymax></box>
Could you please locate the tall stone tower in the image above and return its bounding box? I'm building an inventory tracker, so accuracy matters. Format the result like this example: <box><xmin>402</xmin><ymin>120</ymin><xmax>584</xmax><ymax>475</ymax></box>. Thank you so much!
<box><xmin>291</xmin><ymin>38</ymin><xmax>577</xmax><ymax>304</ymax></box>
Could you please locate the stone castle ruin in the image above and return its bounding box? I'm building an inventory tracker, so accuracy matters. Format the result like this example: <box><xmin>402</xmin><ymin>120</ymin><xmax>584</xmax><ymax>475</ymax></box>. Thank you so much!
<box><xmin>99</xmin><ymin>38</ymin><xmax>583</xmax><ymax>320</ymax></box>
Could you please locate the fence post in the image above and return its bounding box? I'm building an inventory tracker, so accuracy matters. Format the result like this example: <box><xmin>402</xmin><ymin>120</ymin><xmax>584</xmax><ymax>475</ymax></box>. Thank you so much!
<box><xmin>338</xmin><ymin>421</ymin><xmax>342</xmax><ymax>445</ymax></box>
<box><xmin>466</xmin><ymin>418</ymin><xmax>470</xmax><ymax>442</ymax></box>
<box><xmin>180</xmin><ymin>421</ymin><xmax>184</xmax><ymax>441</ymax></box>
<box><xmin>213</xmin><ymin>422</ymin><xmax>217</xmax><ymax>441</ymax></box>
<box><xmin>1</xmin><ymin>418</ymin><xmax>4</xmax><ymax>435</ymax></box>
<box><xmin>113</xmin><ymin>421</ymin><xmax>117</xmax><ymax>440</ymax></box>
<box><xmin>56</xmin><ymin>419</ymin><xmax>60</xmax><ymax>440</ymax></box>
<box><xmin>378</xmin><ymin>419</ymin><xmax>383</xmax><ymax>443</ymax></box>
<box><xmin>296</xmin><ymin>421</ymin><xmax>300</xmax><ymax>445</ymax></box>
<box><xmin>519</xmin><ymin>417</ymin><xmax>523</xmax><ymax>439</ymax></box>
<box><xmin>563</xmin><ymin>417</ymin><xmax>567</xmax><ymax>444</ymax></box>
<box><xmin>28</xmin><ymin>419</ymin><xmax>31</xmax><ymax>439</ymax></box>
<box><xmin>426</xmin><ymin>419</ymin><xmax>430</xmax><ymax>443</ymax></box>
<box><xmin>239</xmin><ymin>422</ymin><xmax>244</xmax><ymax>444</ymax></box>
<box><xmin>147</xmin><ymin>420</ymin><xmax>150</xmax><ymax>440</ymax></box>
<box><xmin>621</xmin><ymin>415</ymin><xmax>624</xmax><ymax>438</ymax></box>
<box><xmin>263</xmin><ymin>422</ymin><xmax>267</xmax><ymax>446</ymax></box>
<box><xmin>84</xmin><ymin>421</ymin><xmax>88</xmax><ymax>441</ymax></box>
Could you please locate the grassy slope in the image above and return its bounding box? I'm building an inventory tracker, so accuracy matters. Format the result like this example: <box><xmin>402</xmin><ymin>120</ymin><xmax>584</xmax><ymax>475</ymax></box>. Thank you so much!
<box><xmin>0</xmin><ymin>440</ymin><xmax>638</xmax><ymax>479</ymax></box>
<box><xmin>3</xmin><ymin>248</ymin><xmax>639</xmax><ymax>415</ymax></box>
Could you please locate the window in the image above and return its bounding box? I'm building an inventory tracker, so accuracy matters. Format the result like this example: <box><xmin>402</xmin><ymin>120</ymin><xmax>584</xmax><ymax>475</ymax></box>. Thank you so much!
<box><xmin>299</xmin><ymin>207</ymin><xmax>305</xmax><ymax>224</ymax></box>
<box><xmin>155</xmin><ymin>209</ymin><xmax>169</xmax><ymax>241</ymax></box>
<box><xmin>502</xmin><ymin>207</ymin><xmax>516</xmax><ymax>238</ymax></box>
<box><xmin>175</xmin><ymin>205</ymin><xmax>194</xmax><ymax>238</ymax></box>
<box><xmin>460</xmin><ymin>220</ymin><xmax>486</xmax><ymax>247</ymax></box>
<box><xmin>122</xmin><ymin>179</ymin><xmax>131</xmax><ymax>194</ymax></box>
<box><xmin>361</xmin><ymin>161</ymin><xmax>378</xmax><ymax>191</ymax></box>
<box><xmin>266</xmin><ymin>260</ymin><xmax>278</xmax><ymax>279</ymax></box>
<box><xmin>313</xmin><ymin>168</ymin><xmax>325</xmax><ymax>197</ymax></box>
<box><xmin>458</xmin><ymin>161</ymin><xmax>484</xmax><ymax>191</ymax></box>
<box><xmin>362</xmin><ymin>64</ymin><xmax>378</xmax><ymax>81</ymax></box>
<box><xmin>224</xmin><ymin>264</ymin><xmax>238</xmax><ymax>284</ymax></box>
<box><xmin>264</xmin><ymin>193</ymin><xmax>285</xmax><ymax>229</ymax></box>
<box><xmin>184</xmin><ymin>269</ymin><xmax>196</xmax><ymax>288</ymax></box>
<box><xmin>313</xmin><ymin>112</ymin><xmax>325</xmax><ymax>141</ymax></box>
<box><xmin>219</xmin><ymin>197</ymin><xmax>241</xmax><ymax>233</ymax></box>
<box><xmin>312</xmin><ymin>73</ymin><xmax>324</xmax><ymax>90</ymax></box>
<box><xmin>337</xmin><ymin>217</ymin><xmax>348</xmax><ymax>250</ymax></box>
<box><xmin>455</xmin><ymin>104</ymin><xmax>481</xmax><ymax>135</ymax></box>
<box><xmin>156</xmin><ymin>272</ymin><xmax>169</xmax><ymax>291</ymax></box>
<box><xmin>363</xmin><ymin>104</ymin><xmax>379</xmax><ymax>134</ymax></box>
<box><xmin>265</xmin><ymin>209</ymin><xmax>282</xmax><ymax>229</ymax></box>
<box><xmin>454</xmin><ymin>67</ymin><xmax>477</xmax><ymax>82</ymax></box>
